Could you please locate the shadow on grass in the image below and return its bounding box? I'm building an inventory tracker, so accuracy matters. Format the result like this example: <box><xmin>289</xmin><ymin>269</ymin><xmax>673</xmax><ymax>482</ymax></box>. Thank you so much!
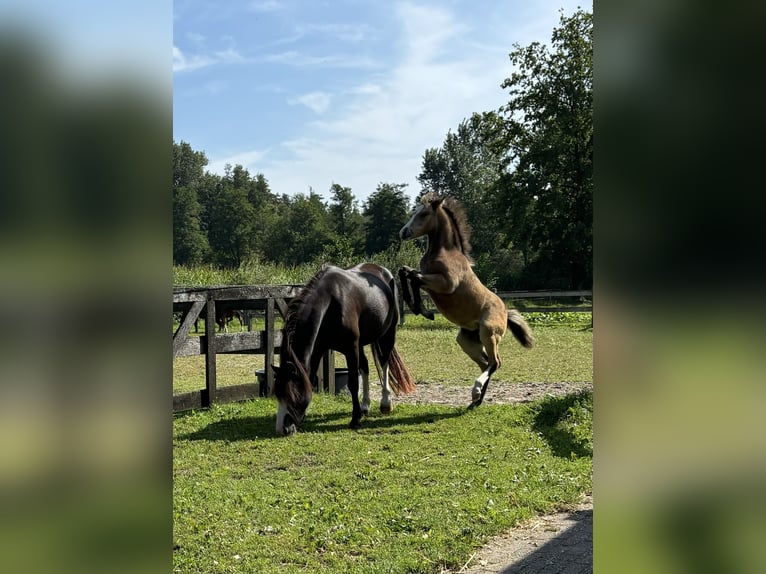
<box><xmin>177</xmin><ymin>404</ymin><xmax>466</xmax><ymax>442</ymax></box>
<box><xmin>531</xmin><ymin>390</ymin><xmax>593</xmax><ymax>459</ymax></box>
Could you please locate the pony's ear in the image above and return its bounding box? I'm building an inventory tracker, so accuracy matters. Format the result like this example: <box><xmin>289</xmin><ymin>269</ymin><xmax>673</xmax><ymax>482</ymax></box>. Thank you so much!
<box><xmin>430</xmin><ymin>195</ymin><xmax>445</xmax><ymax>208</ymax></box>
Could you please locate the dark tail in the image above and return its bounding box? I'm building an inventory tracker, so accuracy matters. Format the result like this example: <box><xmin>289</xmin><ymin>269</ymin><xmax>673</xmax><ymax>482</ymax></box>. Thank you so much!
<box><xmin>507</xmin><ymin>309</ymin><xmax>534</xmax><ymax>349</ymax></box>
<box><xmin>372</xmin><ymin>346</ymin><xmax>416</xmax><ymax>395</ymax></box>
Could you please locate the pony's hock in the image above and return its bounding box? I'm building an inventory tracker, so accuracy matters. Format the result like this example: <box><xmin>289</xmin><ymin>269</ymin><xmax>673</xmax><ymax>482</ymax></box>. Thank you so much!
<box><xmin>399</xmin><ymin>193</ymin><xmax>535</xmax><ymax>408</ymax></box>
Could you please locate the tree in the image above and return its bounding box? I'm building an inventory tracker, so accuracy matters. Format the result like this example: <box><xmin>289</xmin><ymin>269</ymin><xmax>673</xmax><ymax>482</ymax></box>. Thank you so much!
<box><xmin>206</xmin><ymin>172</ymin><xmax>257</xmax><ymax>268</ymax></box>
<box><xmin>328</xmin><ymin>183</ymin><xmax>365</xmax><ymax>255</ymax></box>
<box><xmin>363</xmin><ymin>183</ymin><xmax>410</xmax><ymax>255</ymax></box>
<box><xmin>173</xmin><ymin>185</ymin><xmax>208</xmax><ymax>264</ymax></box>
<box><xmin>496</xmin><ymin>9</ymin><xmax>593</xmax><ymax>288</ymax></box>
<box><xmin>173</xmin><ymin>141</ymin><xmax>210</xmax><ymax>264</ymax></box>
<box><xmin>263</xmin><ymin>191</ymin><xmax>335</xmax><ymax>265</ymax></box>
<box><xmin>418</xmin><ymin>111</ymin><xmax>507</xmax><ymax>255</ymax></box>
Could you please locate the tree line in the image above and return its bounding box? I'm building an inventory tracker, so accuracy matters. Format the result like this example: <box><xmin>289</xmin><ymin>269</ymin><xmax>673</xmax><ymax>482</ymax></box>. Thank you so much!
<box><xmin>173</xmin><ymin>9</ymin><xmax>591</xmax><ymax>290</ymax></box>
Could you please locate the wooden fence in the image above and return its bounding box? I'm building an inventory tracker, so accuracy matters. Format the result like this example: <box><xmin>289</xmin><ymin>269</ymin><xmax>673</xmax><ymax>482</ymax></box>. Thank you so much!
<box><xmin>173</xmin><ymin>284</ymin><xmax>339</xmax><ymax>413</ymax></box>
<box><xmin>398</xmin><ymin>289</ymin><xmax>592</xmax><ymax>324</ymax></box>
<box><xmin>173</xmin><ymin>285</ymin><xmax>592</xmax><ymax>412</ymax></box>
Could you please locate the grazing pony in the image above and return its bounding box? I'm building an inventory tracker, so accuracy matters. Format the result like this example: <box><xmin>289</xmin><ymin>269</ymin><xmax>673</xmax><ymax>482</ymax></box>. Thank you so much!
<box><xmin>399</xmin><ymin>193</ymin><xmax>534</xmax><ymax>408</ymax></box>
<box><xmin>274</xmin><ymin>263</ymin><xmax>416</xmax><ymax>436</ymax></box>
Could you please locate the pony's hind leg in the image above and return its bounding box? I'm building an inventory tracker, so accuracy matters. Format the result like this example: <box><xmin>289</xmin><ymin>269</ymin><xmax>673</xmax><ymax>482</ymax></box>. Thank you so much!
<box><xmin>461</xmin><ymin>326</ymin><xmax>503</xmax><ymax>409</ymax></box>
<box><xmin>379</xmin><ymin>361</ymin><xmax>392</xmax><ymax>414</ymax></box>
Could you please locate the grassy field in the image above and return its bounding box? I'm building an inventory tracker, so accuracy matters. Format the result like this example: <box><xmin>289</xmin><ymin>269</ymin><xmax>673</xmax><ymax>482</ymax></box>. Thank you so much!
<box><xmin>173</xmin><ymin>312</ymin><xmax>592</xmax><ymax>573</ymax></box>
<box><xmin>173</xmin><ymin>391</ymin><xmax>592</xmax><ymax>574</ymax></box>
<box><xmin>173</xmin><ymin>313</ymin><xmax>592</xmax><ymax>395</ymax></box>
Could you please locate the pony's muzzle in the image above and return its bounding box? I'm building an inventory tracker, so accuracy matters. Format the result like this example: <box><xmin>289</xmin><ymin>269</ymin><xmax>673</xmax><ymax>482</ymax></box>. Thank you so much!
<box><xmin>399</xmin><ymin>226</ymin><xmax>412</xmax><ymax>240</ymax></box>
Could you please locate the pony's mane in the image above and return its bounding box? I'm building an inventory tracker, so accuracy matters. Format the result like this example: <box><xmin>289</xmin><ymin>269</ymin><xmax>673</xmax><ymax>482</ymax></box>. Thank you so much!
<box><xmin>420</xmin><ymin>192</ymin><xmax>473</xmax><ymax>257</ymax></box>
<box><xmin>278</xmin><ymin>265</ymin><xmax>330</xmax><ymax>406</ymax></box>
<box><xmin>284</xmin><ymin>264</ymin><xmax>330</xmax><ymax>340</ymax></box>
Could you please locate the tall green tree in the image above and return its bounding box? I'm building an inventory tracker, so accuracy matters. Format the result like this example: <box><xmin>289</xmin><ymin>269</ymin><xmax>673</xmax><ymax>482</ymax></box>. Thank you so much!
<box><xmin>328</xmin><ymin>183</ymin><xmax>365</xmax><ymax>256</ymax></box>
<box><xmin>206</xmin><ymin>164</ymin><xmax>257</xmax><ymax>267</ymax></box>
<box><xmin>497</xmin><ymin>8</ymin><xmax>593</xmax><ymax>288</ymax></box>
<box><xmin>263</xmin><ymin>191</ymin><xmax>335</xmax><ymax>265</ymax></box>
<box><xmin>363</xmin><ymin>183</ymin><xmax>410</xmax><ymax>255</ymax></box>
<box><xmin>172</xmin><ymin>141</ymin><xmax>209</xmax><ymax>264</ymax></box>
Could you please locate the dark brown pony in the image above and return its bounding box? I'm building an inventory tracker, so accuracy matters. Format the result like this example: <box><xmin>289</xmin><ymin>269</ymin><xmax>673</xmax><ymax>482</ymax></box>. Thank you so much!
<box><xmin>399</xmin><ymin>193</ymin><xmax>534</xmax><ymax>408</ymax></box>
<box><xmin>274</xmin><ymin>263</ymin><xmax>416</xmax><ymax>436</ymax></box>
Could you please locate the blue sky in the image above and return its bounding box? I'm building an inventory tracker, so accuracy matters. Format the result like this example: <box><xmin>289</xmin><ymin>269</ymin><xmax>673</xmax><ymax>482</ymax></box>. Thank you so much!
<box><xmin>174</xmin><ymin>1</ymin><xmax>589</xmax><ymax>202</ymax></box>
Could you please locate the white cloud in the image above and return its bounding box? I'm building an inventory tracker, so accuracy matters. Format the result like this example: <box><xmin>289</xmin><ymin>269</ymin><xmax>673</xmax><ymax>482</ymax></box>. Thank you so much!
<box><xmin>173</xmin><ymin>45</ymin><xmax>213</xmax><ymax>73</ymax></box>
<box><xmin>288</xmin><ymin>92</ymin><xmax>332</xmax><ymax>114</ymax></box>
<box><xmin>236</xmin><ymin>2</ymin><xmax>509</xmax><ymax>201</ymax></box>
<box><xmin>173</xmin><ymin>44</ymin><xmax>245</xmax><ymax>73</ymax></box>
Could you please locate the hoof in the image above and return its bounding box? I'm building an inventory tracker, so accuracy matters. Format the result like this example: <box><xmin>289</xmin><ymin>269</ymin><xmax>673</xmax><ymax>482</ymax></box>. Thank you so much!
<box><xmin>379</xmin><ymin>403</ymin><xmax>392</xmax><ymax>414</ymax></box>
<box><xmin>361</xmin><ymin>405</ymin><xmax>370</xmax><ymax>416</ymax></box>
<box><xmin>349</xmin><ymin>419</ymin><xmax>362</xmax><ymax>430</ymax></box>
<box><xmin>423</xmin><ymin>310</ymin><xmax>435</xmax><ymax>320</ymax></box>
<box><xmin>467</xmin><ymin>399</ymin><xmax>482</xmax><ymax>410</ymax></box>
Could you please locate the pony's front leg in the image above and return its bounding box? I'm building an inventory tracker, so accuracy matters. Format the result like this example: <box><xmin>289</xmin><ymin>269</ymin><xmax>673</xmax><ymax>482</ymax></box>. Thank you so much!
<box><xmin>400</xmin><ymin>267</ymin><xmax>434</xmax><ymax>320</ymax></box>
<box><xmin>345</xmin><ymin>351</ymin><xmax>363</xmax><ymax>429</ymax></box>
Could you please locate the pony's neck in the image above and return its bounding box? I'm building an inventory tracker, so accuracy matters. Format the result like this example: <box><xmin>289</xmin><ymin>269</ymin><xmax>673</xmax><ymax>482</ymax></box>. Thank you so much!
<box><xmin>284</xmin><ymin>299</ymin><xmax>328</xmax><ymax>371</ymax></box>
<box><xmin>427</xmin><ymin>208</ymin><xmax>463</xmax><ymax>254</ymax></box>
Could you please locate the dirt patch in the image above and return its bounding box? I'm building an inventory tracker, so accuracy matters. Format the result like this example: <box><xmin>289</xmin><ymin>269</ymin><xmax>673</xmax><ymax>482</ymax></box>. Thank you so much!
<box><xmin>370</xmin><ymin>380</ymin><xmax>593</xmax><ymax>408</ymax></box>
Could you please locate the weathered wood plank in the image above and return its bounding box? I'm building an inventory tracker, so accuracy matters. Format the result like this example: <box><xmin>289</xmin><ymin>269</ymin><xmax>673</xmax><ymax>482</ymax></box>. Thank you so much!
<box><xmin>173</xmin><ymin>383</ymin><xmax>264</xmax><ymax>413</ymax></box>
<box><xmin>173</xmin><ymin>300</ymin><xmax>205</xmax><ymax>358</ymax></box>
<box><xmin>215</xmin><ymin>383</ymin><xmax>262</xmax><ymax>405</ymax></box>
<box><xmin>514</xmin><ymin>305</ymin><xmax>593</xmax><ymax>313</ymax></box>
<box><xmin>214</xmin><ymin>331</ymin><xmax>264</xmax><ymax>353</ymax></box>
<box><xmin>175</xmin><ymin>336</ymin><xmax>202</xmax><ymax>357</ymax></box>
<box><xmin>264</xmin><ymin>298</ymin><xmax>275</xmax><ymax>395</ymax></box>
<box><xmin>173</xmin><ymin>285</ymin><xmax>302</xmax><ymax>302</ymax></box>
<box><xmin>495</xmin><ymin>290</ymin><xmax>592</xmax><ymax>299</ymax></box>
<box><xmin>173</xmin><ymin>390</ymin><xmax>203</xmax><ymax>412</ymax></box>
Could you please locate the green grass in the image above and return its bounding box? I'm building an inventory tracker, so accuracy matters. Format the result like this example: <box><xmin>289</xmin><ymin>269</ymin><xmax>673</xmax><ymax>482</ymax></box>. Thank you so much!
<box><xmin>173</xmin><ymin>315</ymin><xmax>593</xmax><ymax>395</ymax></box>
<box><xmin>173</xmin><ymin>391</ymin><xmax>592</xmax><ymax>574</ymax></box>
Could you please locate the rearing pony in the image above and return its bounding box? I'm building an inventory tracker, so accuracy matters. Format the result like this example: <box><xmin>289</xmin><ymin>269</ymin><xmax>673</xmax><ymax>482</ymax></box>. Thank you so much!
<box><xmin>398</xmin><ymin>193</ymin><xmax>534</xmax><ymax>408</ymax></box>
<box><xmin>274</xmin><ymin>263</ymin><xmax>416</xmax><ymax>436</ymax></box>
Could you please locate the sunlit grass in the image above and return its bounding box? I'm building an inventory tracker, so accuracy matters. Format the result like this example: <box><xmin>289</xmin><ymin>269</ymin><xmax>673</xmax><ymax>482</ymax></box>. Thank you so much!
<box><xmin>173</xmin><ymin>317</ymin><xmax>592</xmax><ymax>395</ymax></box>
<box><xmin>173</xmin><ymin>391</ymin><xmax>592</xmax><ymax>574</ymax></box>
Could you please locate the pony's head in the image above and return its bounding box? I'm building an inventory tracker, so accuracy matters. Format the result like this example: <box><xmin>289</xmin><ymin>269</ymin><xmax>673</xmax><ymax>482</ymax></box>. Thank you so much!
<box><xmin>273</xmin><ymin>356</ymin><xmax>313</xmax><ymax>436</ymax></box>
<box><xmin>400</xmin><ymin>193</ymin><xmax>473</xmax><ymax>256</ymax></box>
<box><xmin>399</xmin><ymin>193</ymin><xmax>444</xmax><ymax>240</ymax></box>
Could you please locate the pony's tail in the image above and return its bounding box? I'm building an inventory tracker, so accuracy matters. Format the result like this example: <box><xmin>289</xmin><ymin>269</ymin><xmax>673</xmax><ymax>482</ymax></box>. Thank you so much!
<box><xmin>372</xmin><ymin>345</ymin><xmax>417</xmax><ymax>395</ymax></box>
<box><xmin>507</xmin><ymin>309</ymin><xmax>535</xmax><ymax>349</ymax></box>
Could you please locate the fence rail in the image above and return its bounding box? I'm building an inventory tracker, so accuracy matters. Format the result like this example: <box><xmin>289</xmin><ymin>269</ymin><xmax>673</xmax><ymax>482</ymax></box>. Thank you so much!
<box><xmin>399</xmin><ymin>289</ymin><xmax>592</xmax><ymax>324</ymax></box>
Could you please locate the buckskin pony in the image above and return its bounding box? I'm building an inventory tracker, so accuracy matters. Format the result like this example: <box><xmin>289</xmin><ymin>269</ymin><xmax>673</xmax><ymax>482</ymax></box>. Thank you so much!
<box><xmin>399</xmin><ymin>193</ymin><xmax>534</xmax><ymax>408</ymax></box>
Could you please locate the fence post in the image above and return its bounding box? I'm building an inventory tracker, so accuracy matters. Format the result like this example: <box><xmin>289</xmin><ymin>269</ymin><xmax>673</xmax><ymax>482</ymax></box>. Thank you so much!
<box><xmin>203</xmin><ymin>296</ymin><xmax>217</xmax><ymax>407</ymax></box>
<box><xmin>264</xmin><ymin>298</ymin><xmax>275</xmax><ymax>395</ymax></box>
